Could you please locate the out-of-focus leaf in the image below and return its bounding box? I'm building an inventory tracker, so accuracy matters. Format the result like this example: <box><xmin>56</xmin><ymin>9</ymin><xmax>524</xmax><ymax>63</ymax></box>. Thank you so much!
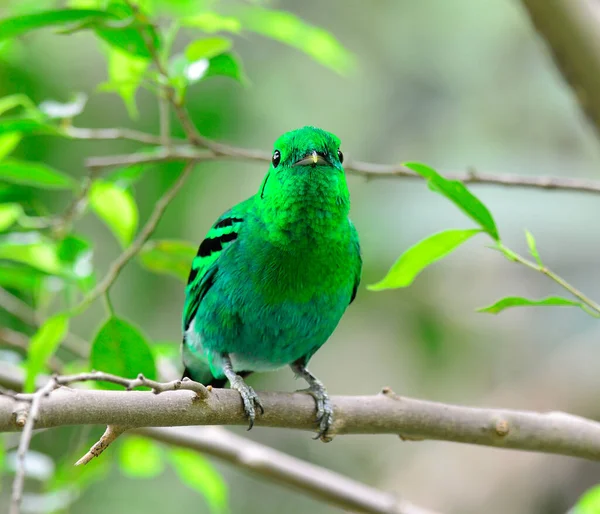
<box><xmin>58</xmin><ymin>235</ymin><xmax>95</xmax><ymax>291</ymax></box>
<box><xmin>0</xmin><ymin>203</ymin><xmax>22</xmax><ymax>231</ymax></box>
<box><xmin>0</xmin><ymin>94</ymin><xmax>40</xmax><ymax>117</ymax></box>
<box><xmin>0</xmin><ymin>9</ymin><xmax>113</xmax><ymax>40</ymax></box>
<box><xmin>182</xmin><ymin>12</ymin><xmax>241</xmax><ymax>33</ymax></box>
<box><xmin>0</xmin><ymin>159</ymin><xmax>76</xmax><ymax>190</ymax></box>
<box><xmin>185</xmin><ymin>37</ymin><xmax>232</xmax><ymax>61</ymax></box>
<box><xmin>99</xmin><ymin>46</ymin><xmax>148</xmax><ymax>118</ymax></box>
<box><xmin>89</xmin><ymin>180</ymin><xmax>138</xmax><ymax>247</ymax></box>
<box><xmin>404</xmin><ymin>162</ymin><xmax>500</xmax><ymax>241</ymax></box>
<box><xmin>139</xmin><ymin>239</ymin><xmax>195</xmax><ymax>282</ymax></box>
<box><xmin>0</xmin><ymin>265</ymin><xmax>44</xmax><ymax>291</ymax></box>
<box><xmin>525</xmin><ymin>229</ymin><xmax>543</xmax><ymax>266</ymax></box>
<box><xmin>241</xmin><ymin>7</ymin><xmax>355</xmax><ymax>75</ymax></box>
<box><xmin>152</xmin><ymin>341</ymin><xmax>179</xmax><ymax>360</ymax></box>
<box><xmin>573</xmin><ymin>484</ymin><xmax>600</xmax><ymax>514</ymax></box>
<box><xmin>119</xmin><ymin>437</ymin><xmax>164</xmax><ymax>478</ymax></box>
<box><xmin>106</xmin><ymin>162</ymin><xmax>152</xmax><ymax>186</ymax></box>
<box><xmin>0</xmin><ymin>118</ymin><xmax>58</xmax><ymax>137</ymax></box>
<box><xmin>168</xmin><ymin>448</ymin><xmax>228</xmax><ymax>514</ymax></box>
<box><xmin>477</xmin><ymin>296</ymin><xmax>592</xmax><ymax>315</ymax></box>
<box><xmin>25</xmin><ymin>314</ymin><xmax>69</xmax><ymax>392</ymax></box>
<box><xmin>369</xmin><ymin>229</ymin><xmax>481</xmax><ymax>291</ymax></box>
<box><xmin>39</xmin><ymin>93</ymin><xmax>88</xmax><ymax>119</ymax></box>
<box><xmin>90</xmin><ymin>317</ymin><xmax>157</xmax><ymax>390</ymax></box>
<box><xmin>202</xmin><ymin>52</ymin><xmax>247</xmax><ymax>83</ymax></box>
<box><xmin>0</xmin><ymin>133</ymin><xmax>22</xmax><ymax>160</ymax></box>
<box><xmin>0</xmin><ymin>240</ymin><xmax>61</xmax><ymax>274</ymax></box>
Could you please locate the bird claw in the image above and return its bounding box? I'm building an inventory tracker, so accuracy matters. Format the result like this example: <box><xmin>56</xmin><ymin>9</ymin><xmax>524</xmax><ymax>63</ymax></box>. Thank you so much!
<box><xmin>301</xmin><ymin>383</ymin><xmax>333</xmax><ymax>440</ymax></box>
<box><xmin>229</xmin><ymin>376</ymin><xmax>263</xmax><ymax>430</ymax></box>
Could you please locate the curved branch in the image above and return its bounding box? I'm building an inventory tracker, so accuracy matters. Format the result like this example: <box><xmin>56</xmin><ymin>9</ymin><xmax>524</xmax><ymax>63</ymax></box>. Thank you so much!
<box><xmin>520</xmin><ymin>0</ymin><xmax>600</xmax><ymax>134</ymax></box>
<box><xmin>1</xmin><ymin>384</ymin><xmax>600</xmax><ymax>461</ymax></box>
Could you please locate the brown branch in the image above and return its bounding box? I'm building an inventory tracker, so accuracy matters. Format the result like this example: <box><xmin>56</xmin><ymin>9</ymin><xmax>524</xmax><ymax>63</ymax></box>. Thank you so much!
<box><xmin>139</xmin><ymin>426</ymin><xmax>440</xmax><ymax>514</ymax></box>
<box><xmin>83</xmin><ymin>145</ymin><xmax>600</xmax><ymax>195</ymax></box>
<box><xmin>71</xmin><ymin>161</ymin><xmax>195</xmax><ymax>314</ymax></box>
<box><xmin>1</xmin><ymin>376</ymin><xmax>600</xmax><ymax>461</ymax></box>
<box><xmin>520</xmin><ymin>0</ymin><xmax>600</xmax><ymax>135</ymax></box>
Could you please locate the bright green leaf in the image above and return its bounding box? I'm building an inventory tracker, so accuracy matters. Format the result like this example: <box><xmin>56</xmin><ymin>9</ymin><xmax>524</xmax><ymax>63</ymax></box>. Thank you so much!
<box><xmin>0</xmin><ymin>240</ymin><xmax>61</xmax><ymax>274</ymax></box>
<box><xmin>404</xmin><ymin>162</ymin><xmax>500</xmax><ymax>241</ymax></box>
<box><xmin>0</xmin><ymin>265</ymin><xmax>44</xmax><ymax>291</ymax></box>
<box><xmin>90</xmin><ymin>317</ymin><xmax>157</xmax><ymax>390</ymax></box>
<box><xmin>119</xmin><ymin>437</ymin><xmax>164</xmax><ymax>478</ymax></box>
<box><xmin>477</xmin><ymin>296</ymin><xmax>591</xmax><ymax>315</ymax></box>
<box><xmin>0</xmin><ymin>133</ymin><xmax>22</xmax><ymax>160</ymax></box>
<box><xmin>106</xmin><ymin>163</ymin><xmax>152</xmax><ymax>186</ymax></box>
<box><xmin>58</xmin><ymin>235</ymin><xmax>95</xmax><ymax>291</ymax></box>
<box><xmin>0</xmin><ymin>118</ymin><xmax>57</xmax><ymax>137</ymax></box>
<box><xmin>0</xmin><ymin>159</ymin><xmax>76</xmax><ymax>190</ymax></box>
<box><xmin>203</xmin><ymin>52</ymin><xmax>247</xmax><ymax>83</ymax></box>
<box><xmin>0</xmin><ymin>203</ymin><xmax>22</xmax><ymax>231</ymax></box>
<box><xmin>185</xmin><ymin>37</ymin><xmax>232</xmax><ymax>61</ymax></box>
<box><xmin>89</xmin><ymin>180</ymin><xmax>138</xmax><ymax>247</ymax></box>
<box><xmin>100</xmin><ymin>46</ymin><xmax>148</xmax><ymax>118</ymax></box>
<box><xmin>169</xmin><ymin>448</ymin><xmax>228</xmax><ymax>514</ymax></box>
<box><xmin>139</xmin><ymin>239</ymin><xmax>195</xmax><ymax>282</ymax></box>
<box><xmin>0</xmin><ymin>94</ymin><xmax>40</xmax><ymax>117</ymax></box>
<box><xmin>369</xmin><ymin>229</ymin><xmax>481</xmax><ymax>291</ymax></box>
<box><xmin>525</xmin><ymin>229</ymin><xmax>543</xmax><ymax>266</ymax></box>
<box><xmin>0</xmin><ymin>9</ymin><xmax>113</xmax><ymax>40</ymax></box>
<box><xmin>574</xmin><ymin>484</ymin><xmax>600</xmax><ymax>514</ymax></box>
<box><xmin>182</xmin><ymin>12</ymin><xmax>241</xmax><ymax>33</ymax></box>
<box><xmin>25</xmin><ymin>314</ymin><xmax>69</xmax><ymax>392</ymax></box>
<box><xmin>241</xmin><ymin>7</ymin><xmax>355</xmax><ymax>75</ymax></box>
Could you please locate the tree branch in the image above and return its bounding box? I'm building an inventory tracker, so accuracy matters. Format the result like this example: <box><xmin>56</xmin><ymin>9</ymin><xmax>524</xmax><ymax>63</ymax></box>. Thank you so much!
<box><xmin>520</xmin><ymin>0</ymin><xmax>600</xmax><ymax>135</ymax></box>
<box><xmin>139</xmin><ymin>426</ymin><xmax>440</xmax><ymax>514</ymax></box>
<box><xmin>83</xmin><ymin>145</ymin><xmax>600</xmax><ymax>195</ymax></box>
<box><xmin>1</xmin><ymin>378</ymin><xmax>600</xmax><ymax>461</ymax></box>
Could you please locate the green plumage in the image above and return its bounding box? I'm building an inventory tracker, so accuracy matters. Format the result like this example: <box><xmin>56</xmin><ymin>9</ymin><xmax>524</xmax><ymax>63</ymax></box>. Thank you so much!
<box><xmin>182</xmin><ymin>126</ymin><xmax>362</xmax><ymax>435</ymax></box>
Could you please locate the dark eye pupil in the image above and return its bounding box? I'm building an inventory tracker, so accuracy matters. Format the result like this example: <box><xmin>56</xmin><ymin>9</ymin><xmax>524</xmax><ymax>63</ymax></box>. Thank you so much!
<box><xmin>272</xmin><ymin>150</ymin><xmax>281</xmax><ymax>167</ymax></box>
<box><xmin>337</xmin><ymin>150</ymin><xmax>344</xmax><ymax>163</ymax></box>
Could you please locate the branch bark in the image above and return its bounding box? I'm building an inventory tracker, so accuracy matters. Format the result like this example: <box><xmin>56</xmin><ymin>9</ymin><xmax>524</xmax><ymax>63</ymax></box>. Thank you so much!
<box><xmin>520</xmin><ymin>0</ymin><xmax>600</xmax><ymax>134</ymax></box>
<box><xmin>2</xmin><ymin>384</ymin><xmax>600</xmax><ymax>461</ymax></box>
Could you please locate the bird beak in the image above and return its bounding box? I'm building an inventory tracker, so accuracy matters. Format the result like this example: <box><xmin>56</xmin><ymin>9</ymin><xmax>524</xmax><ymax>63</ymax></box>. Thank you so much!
<box><xmin>292</xmin><ymin>150</ymin><xmax>331</xmax><ymax>167</ymax></box>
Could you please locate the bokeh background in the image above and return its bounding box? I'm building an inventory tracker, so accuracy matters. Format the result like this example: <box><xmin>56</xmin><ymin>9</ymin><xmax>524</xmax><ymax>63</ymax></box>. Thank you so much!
<box><xmin>2</xmin><ymin>0</ymin><xmax>600</xmax><ymax>513</ymax></box>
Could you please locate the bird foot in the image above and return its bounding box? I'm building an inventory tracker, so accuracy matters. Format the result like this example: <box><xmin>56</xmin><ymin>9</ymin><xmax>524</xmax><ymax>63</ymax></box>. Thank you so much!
<box><xmin>229</xmin><ymin>375</ymin><xmax>264</xmax><ymax>430</ymax></box>
<box><xmin>299</xmin><ymin>382</ymin><xmax>333</xmax><ymax>440</ymax></box>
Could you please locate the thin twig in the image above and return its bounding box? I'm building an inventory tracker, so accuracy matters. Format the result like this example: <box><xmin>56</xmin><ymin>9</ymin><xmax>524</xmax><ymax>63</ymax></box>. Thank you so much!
<box><xmin>71</xmin><ymin>161</ymin><xmax>195</xmax><ymax>315</ymax></box>
<box><xmin>75</xmin><ymin>425</ymin><xmax>127</xmax><ymax>466</ymax></box>
<box><xmin>83</xmin><ymin>145</ymin><xmax>600</xmax><ymax>195</ymax></box>
<box><xmin>0</xmin><ymin>288</ymin><xmax>88</xmax><ymax>359</ymax></box>
<box><xmin>66</xmin><ymin>126</ymin><xmax>170</xmax><ymax>145</ymax></box>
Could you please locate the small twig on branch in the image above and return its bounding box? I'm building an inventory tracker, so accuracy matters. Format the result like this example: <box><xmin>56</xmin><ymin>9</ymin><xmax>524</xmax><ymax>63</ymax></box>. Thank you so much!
<box><xmin>71</xmin><ymin>161</ymin><xmax>195</xmax><ymax>315</ymax></box>
<box><xmin>74</xmin><ymin>424</ymin><xmax>127</xmax><ymax>466</ymax></box>
<box><xmin>66</xmin><ymin>126</ymin><xmax>171</xmax><ymax>145</ymax></box>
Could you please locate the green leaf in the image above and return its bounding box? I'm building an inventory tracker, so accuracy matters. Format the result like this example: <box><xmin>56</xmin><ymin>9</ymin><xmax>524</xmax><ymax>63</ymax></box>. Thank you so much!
<box><xmin>0</xmin><ymin>159</ymin><xmax>76</xmax><ymax>190</ymax></box>
<box><xmin>525</xmin><ymin>229</ymin><xmax>543</xmax><ymax>266</ymax></box>
<box><xmin>139</xmin><ymin>239</ymin><xmax>195</xmax><ymax>282</ymax></box>
<box><xmin>203</xmin><ymin>52</ymin><xmax>247</xmax><ymax>83</ymax></box>
<box><xmin>477</xmin><ymin>296</ymin><xmax>590</xmax><ymax>315</ymax></box>
<box><xmin>0</xmin><ymin>265</ymin><xmax>44</xmax><ymax>291</ymax></box>
<box><xmin>185</xmin><ymin>37</ymin><xmax>232</xmax><ymax>61</ymax></box>
<box><xmin>574</xmin><ymin>484</ymin><xmax>600</xmax><ymax>514</ymax></box>
<box><xmin>0</xmin><ymin>240</ymin><xmax>61</xmax><ymax>274</ymax></box>
<box><xmin>106</xmin><ymin>163</ymin><xmax>152</xmax><ymax>186</ymax></box>
<box><xmin>241</xmin><ymin>7</ymin><xmax>355</xmax><ymax>75</ymax></box>
<box><xmin>24</xmin><ymin>314</ymin><xmax>69</xmax><ymax>392</ymax></box>
<box><xmin>168</xmin><ymin>448</ymin><xmax>228</xmax><ymax>514</ymax></box>
<box><xmin>90</xmin><ymin>317</ymin><xmax>157</xmax><ymax>390</ymax></box>
<box><xmin>0</xmin><ymin>94</ymin><xmax>40</xmax><ymax>117</ymax></box>
<box><xmin>0</xmin><ymin>133</ymin><xmax>22</xmax><ymax>160</ymax></box>
<box><xmin>89</xmin><ymin>180</ymin><xmax>138</xmax><ymax>247</ymax></box>
<box><xmin>0</xmin><ymin>118</ymin><xmax>57</xmax><ymax>137</ymax></box>
<box><xmin>404</xmin><ymin>162</ymin><xmax>500</xmax><ymax>241</ymax></box>
<box><xmin>0</xmin><ymin>10</ymin><xmax>112</xmax><ymax>40</ymax></box>
<box><xmin>182</xmin><ymin>12</ymin><xmax>241</xmax><ymax>33</ymax></box>
<box><xmin>119</xmin><ymin>437</ymin><xmax>164</xmax><ymax>478</ymax></box>
<box><xmin>0</xmin><ymin>203</ymin><xmax>22</xmax><ymax>231</ymax></box>
<box><xmin>58</xmin><ymin>235</ymin><xmax>95</xmax><ymax>291</ymax></box>
<box><xmin>369</xmin><ymin>229</ymin><xmax>481</xmax><ymax>291</ymax></box>
<box><xmin>99</xmin><ymin>46</ymin><xmax>148</xmax><ymax>118</ymax></box>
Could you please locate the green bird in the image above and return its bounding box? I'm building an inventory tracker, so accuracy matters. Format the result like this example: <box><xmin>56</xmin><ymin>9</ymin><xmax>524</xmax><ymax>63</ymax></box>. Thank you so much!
<box><xmin>182</xmin><ymin>126</ymin><xmax>362</xmax><ymax>436</ymax></box>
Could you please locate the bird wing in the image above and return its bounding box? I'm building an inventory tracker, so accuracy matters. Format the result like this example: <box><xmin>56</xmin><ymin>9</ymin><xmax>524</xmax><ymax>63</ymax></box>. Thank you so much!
<box><xmin>349</xmin><ymin>220</ymin><xmax>362</xmax><ymax>305</ymax></box>
<box><xmin>182</xmin><ymin>197</ymin><xmax>253</xmax><ymax>332</ymax></box>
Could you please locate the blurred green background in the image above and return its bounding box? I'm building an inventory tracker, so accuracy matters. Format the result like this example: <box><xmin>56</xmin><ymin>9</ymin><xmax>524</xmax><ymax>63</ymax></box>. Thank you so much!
<box><xmin>2</xmin><ymin>0</ymin><xmax>600</xmax><ymax>513</ymax></box>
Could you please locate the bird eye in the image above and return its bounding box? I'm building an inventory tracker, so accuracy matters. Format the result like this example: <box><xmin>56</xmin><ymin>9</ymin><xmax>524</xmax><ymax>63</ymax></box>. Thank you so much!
<box><xmin>272</xmin><ymin>150</ymin><xmax>281</xmax><ymax>167</ymax></box>
<box><xmin>337</xmin><ymin>149</ymin><xmax>344</xmax><ymax>164</ymax></box>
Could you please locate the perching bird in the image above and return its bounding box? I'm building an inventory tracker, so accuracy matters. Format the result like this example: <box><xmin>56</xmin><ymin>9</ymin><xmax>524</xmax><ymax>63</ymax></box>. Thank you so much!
<box><xmin>181</xmin><ymin>126</ymin><xmax>362</xmax><ymax>437</ymax></box>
